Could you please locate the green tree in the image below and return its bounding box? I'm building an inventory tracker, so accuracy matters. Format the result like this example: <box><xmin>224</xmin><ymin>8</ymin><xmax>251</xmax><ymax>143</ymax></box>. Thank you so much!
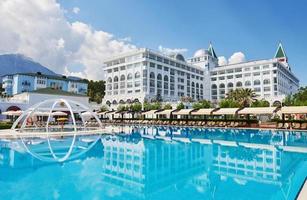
<box><xmin>219</xmin><ymin>99</ymin><xmax>240</xmax><ymax>108</ymax></box>
<box><xmin>226</xmin><ymin>88</ymin><xmax>257</xmax><ymax>107</ymax></box>
<box><xmin>117</xmin><ymin>105</ymin><xmax>127</xmax><ymax>112</ymax></box>
<box><xmin>86</xmin><ymin>80</ymin><xmax>105</xmax><ymax>103</ymax></box>
<box><xmin>180</xmin><ymin>96</ymin><xmax>193</xmax><ymax>103</ymax></box>
<box><xmin>251</xmin><ymin>99</ymin><xmax>270</xmax><ymax>107</ymax></box>
<box><xmin>163</xmin><ymin>103</ymin><xmax>172</xmax><ymax>109</ymax></box>
<box><xmin>283</xmin><ymin>87</ymin><xmax>307</xmax><ymax>106</ymax></box>
<box><xmin>192</xmin><ymin>100</ymin><xmax>212</xmax><ymax>109</ymax></box>
<box><xmin>176</xmin><ymin>102</ymin><xmax>185</xmax><ymax>109</ymax></box>
<box><xmin>100</xmin><ymin>105</ymin><xmax>109</xmax><ymax>112</ymax></box>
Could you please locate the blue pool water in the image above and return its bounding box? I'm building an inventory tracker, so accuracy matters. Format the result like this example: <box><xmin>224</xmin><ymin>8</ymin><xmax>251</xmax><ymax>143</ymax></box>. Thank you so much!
<box><xmin>0</xmin><ymin>126</ymin><xmax>307</xmax><ymax>200</ymax></box>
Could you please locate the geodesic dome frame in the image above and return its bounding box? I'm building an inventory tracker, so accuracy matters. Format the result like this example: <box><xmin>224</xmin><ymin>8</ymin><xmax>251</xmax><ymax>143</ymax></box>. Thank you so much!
<box><xmin>11</xmin><ymin>98</ymin><xmax>103</xmax><ymax>162</ymax></box>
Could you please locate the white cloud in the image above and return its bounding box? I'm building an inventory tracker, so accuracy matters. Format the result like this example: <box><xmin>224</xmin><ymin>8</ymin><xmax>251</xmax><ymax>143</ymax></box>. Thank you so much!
<box><xmin>0</xmin><ymin>0</ymin><xmax>135</xmax><ymax>80</ymax></box>
<box><xmin>218</xmin><ymin>56</ymin><xmax>227</xmax><ymax>66</ymax></box>
<box><xmin>228</xmin><ymin>52</ymin><xmax>246</xmax><ymax>64</ymax></box>
<box><xmin>158</xmin><ymin>45</ymin><xmax>187</xmax><ymax>55</ymax></box>
<box><xmin>72</xmin><ymin>7</ymin><xmax>80</xmax><ymax>14</ymax></box>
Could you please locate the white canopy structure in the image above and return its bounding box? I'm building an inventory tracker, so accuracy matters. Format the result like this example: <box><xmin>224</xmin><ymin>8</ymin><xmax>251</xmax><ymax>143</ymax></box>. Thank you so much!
<box><xmin>280</xmin><ymin>106</ymin><xmax>307</xmax><ymax>114</ymax></box>
<box><xmin>212</xmin><ymin>108</ymin><xmax>240</xmax><ymax>115</ymax></box>
<box><xmin>156</xmin><ymin>109</ymin><xmax>176</xmax><ymax>115</ymax></box>
<box><xmin>172</xmin><ymin>109</ymin><xmax>194</xmax><ymax>115</ymax></box>
<box><xmin>191</xmin><ymin>108</ymin><xmax>216</xmax><ymax>115</ymax></box>
<box><xmin>142</xmin><ymin>110</ymin><xmax>158</xmax><ymax>115</ymax></box>
<box><xmin>238</xmin><ymin>107</ymin><xmax>278</xmax><ymax>115</ymax></box>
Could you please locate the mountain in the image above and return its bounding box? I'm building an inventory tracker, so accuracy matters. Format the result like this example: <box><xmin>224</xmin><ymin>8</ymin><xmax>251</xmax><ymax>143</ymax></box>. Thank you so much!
<box><xmin>0</xmin><ymin>54</ymin><xmax>57</xmax><ymax>78</ymax></box>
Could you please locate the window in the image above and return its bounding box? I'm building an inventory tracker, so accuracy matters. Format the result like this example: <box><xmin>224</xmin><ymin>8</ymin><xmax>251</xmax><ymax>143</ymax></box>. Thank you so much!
<box><xmin>120</xmin><ymin>75</ymin><xmax>125</xmax><ymax>81</ymax></box>
<box><xmin>150</xmin><ymin>72</ymin><xmax>155</xmax><ymax>79</ymax></box>
<box><xmin>254</xmin><ymin>80</ymin><xmax>261</xmax><ymax>85</ymax></box>
<box><xmin>264</xmin><ymin>87</ymin><xmax>271</xmax><ymax>92</ymax></box>
<box><xmin>107</xmin><ymin>77</ymin><xmax>112</xmax><ymax>83</ymax></box>
<box><xmin>227</xmin><ymin>75</ymin><xmax>233</xmax><ymax>79</ymax></box>
<box><xmin>253</xmin><ymin>66</ymin><xmax>260</xmax><ymax>70</ymax></box>
<box><xmin>150</xmin><ymin>62</ymin><xmax>155</xmax><ymax>68</ymax></box>
<box><xmin>127</xmin><ymin>73</ymin><xmax>133</xmax><ymax>80</ymax></box>
<box><xmin>135</xmin><ymin>72</ymin><xmax>141</xmax><ymax>79</ymax></box>
<box><xmin>236</xmin><ymin>82</ymin><xmax>242</xmax><ymax>87</ymax></box>
<box><xmin>113</xmin><ymin>76</ymin><xmax>119</xmax><ymax>82</ymax></box>
<box><xmin>253</xmin><ymin>72</ymin><xmax>260</xmax><ymax>76</ymax></box>
<box><xmin>254</xmin><ymin>87</ymin><xmax>261</xmax><ymax>92</ymax></box>
<box><xmin>245</xmin><ymin>81</ymin><xmax>251</xmax><ymax>86</ymax></box>
<box><xmin>263</xmin><ymin>79</ymin><xmax>270</xmax><ymax>84</ymax></box>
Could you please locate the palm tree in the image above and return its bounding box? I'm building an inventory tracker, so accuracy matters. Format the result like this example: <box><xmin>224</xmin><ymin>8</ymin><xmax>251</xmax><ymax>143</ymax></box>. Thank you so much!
<box><xmin>226</xmin><ymin>88</ymin><xmax>257</xmax><ymax>107</ymax></box>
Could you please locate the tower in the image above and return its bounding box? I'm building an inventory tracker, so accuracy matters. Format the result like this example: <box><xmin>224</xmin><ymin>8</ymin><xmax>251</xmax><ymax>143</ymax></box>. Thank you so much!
<box><xmin>274</xmin><ymin>42</ymin><xmax>290</xmax><ymax>70</ymax></box>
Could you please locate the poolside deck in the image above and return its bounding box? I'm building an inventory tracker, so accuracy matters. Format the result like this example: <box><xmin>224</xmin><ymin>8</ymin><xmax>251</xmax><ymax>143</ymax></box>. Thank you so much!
<box><xmin>297</xmin><ymin>179</ymin><xmax>307</xmax><ymax>200</ymax></box>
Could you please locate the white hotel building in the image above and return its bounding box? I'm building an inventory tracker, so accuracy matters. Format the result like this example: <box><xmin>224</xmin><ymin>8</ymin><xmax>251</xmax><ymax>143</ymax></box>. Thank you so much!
<box><xmin>103</xmin><ymin>43</ymin><xmax>299</xmax><ymax>107</ymax></box>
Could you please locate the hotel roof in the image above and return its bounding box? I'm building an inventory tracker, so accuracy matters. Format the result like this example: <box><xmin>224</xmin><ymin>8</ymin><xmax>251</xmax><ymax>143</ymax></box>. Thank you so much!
<box><xmin>3</xmin><ymin>72</ymin><xmax>87</xmax><ymax>83</ymax></box>
<box><xmin>29</xmin><ymin>88</ymin><xmax>87</xmax><ymax>97</ymax></box>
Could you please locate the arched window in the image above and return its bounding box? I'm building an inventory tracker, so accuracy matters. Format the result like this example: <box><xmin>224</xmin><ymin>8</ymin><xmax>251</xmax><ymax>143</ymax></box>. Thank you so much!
<box><xmin>211</xmin><ymin>84</ymin><xmax>217</xmax><ymax>99</ymax></box>
<box><xmin>200</xmin><ymin>84</ymin><xmax>203</xmax><ymax>89</ymax></box>
<box><xmin>112</xmin><ymin>100</ymin><xmax>117</xmax><ymax>105</ymax></box>
<box><xmin>119</xmin><ymin>99</ymin><xmax>125</xmax><ymax>104</ymax></box>
<box><xmin>263</xmin><ymin>79</ymin><xmax>270</xmax><ymax>84</ymax></box>
<box><xmin>254</xmin><ymin>80</ymin><xmax>261</xmax><ymax>85</ymax></box>
<box><xmin>196</xmin><ymin>83</ymin><xmax>199</xmax><ymax>88</ymax></box>
<box><xmin>227</xmin><ymin>82</ymin><xmax>233</xmax><ymax>88</ymax></box>
<box><xmin>113</xmin><ymin>76</ymin><xmax>119</xmax><ymax>82</ymax></box>
<box><xmin>135</xmin><ymin>71</ymin><xmax>141</xmax><ymax>79</ymax></box>
<box><xmin>157</xmin><ymin>74</ymin><xmax>162</xmax><ymax>80</ymax></box>
<box><xmin>107</xmin><ymin>77</ymin><xmax>112</xmax><ymax>83</ymax></box>
<box><xmin>150</xmin><ymin>72</ymin><xmax>155</xmax><ymax>79</ymax></box>
<box><xmin>192</xmin><ymin>82</ymin><xmax>195</xmax><ymax>87</ymax></box>
<box><xmin>245</xmin><ymin>81</ymin><xmax>251</xmax><ymax>86</ymax></box>
<box><xmin>120</xmin><ymin>75</ymin><xmax>125</xmax><ymax>81</ymax></box>
<box><xmin>219</xmin><ymin>83</ymin><xmax>225</xmax><ymax>95</ymax></box>
<box><xmin>164</xmin><ymin>75</ymin><xmax>169</xmax><ymax>82</ymax></box>
<box><xmin>127</xmin><ymin>73</ymin><xmax>133</xmax><ymax>80</ymax></box>
<box><xmin>236</xmin><ymin>82</ymin><xmax>242</xmax><ymax>87</ymax></box>
<box><xmin>219</xmin><ymin>83</ymin><xmax>225</xmax><ymax>89</ymax></box>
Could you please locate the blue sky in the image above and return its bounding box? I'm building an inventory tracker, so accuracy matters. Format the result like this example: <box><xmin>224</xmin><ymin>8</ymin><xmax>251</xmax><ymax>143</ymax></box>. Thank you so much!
<box><xmin>61</xmin><ymin>1</ymin><xmax>306</xmax><ymax>84</ymax></box>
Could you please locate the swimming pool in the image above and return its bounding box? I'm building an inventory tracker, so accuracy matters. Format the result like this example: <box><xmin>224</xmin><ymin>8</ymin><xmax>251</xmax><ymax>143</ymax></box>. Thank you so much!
<box><xmin>0</xmin><ymin>126</ymin><xmax>306</xmax><ymax>200</ymax></box>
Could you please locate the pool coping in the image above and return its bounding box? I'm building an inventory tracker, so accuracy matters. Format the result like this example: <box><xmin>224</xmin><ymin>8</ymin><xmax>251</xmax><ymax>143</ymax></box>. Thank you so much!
<box><xmin>0</xmin><ymin>123</ymin><xmax>307</xmax><ymax>140</ymax></box>
<box><xmin>296</xmin><ymin>178</ymin><xmax>307</xmax><ymax>200</ymax></box>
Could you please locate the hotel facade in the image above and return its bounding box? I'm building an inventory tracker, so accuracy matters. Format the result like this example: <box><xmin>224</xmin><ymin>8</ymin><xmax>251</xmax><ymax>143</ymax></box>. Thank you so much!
<box><xmin>2</xmin><ymin>72</ymin><xmax>88</xmax><ymax>96</ymax></box>
<box><xmin>103</xmin><ymin>43</ymin><xmax>299</xmax><ymax>107</ymax></box>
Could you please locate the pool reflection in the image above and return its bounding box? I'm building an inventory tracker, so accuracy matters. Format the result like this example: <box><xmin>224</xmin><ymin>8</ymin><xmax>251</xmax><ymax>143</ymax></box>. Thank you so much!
<box><xmin>0</xmin><ymin>126</ymin><xmax>306</xmax><ymax>200</ymax></box>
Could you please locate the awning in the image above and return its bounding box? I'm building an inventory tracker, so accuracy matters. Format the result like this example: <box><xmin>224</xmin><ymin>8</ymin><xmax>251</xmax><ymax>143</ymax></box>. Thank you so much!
<box><xmin>172</xmin><ymin>109</ymin><xmax>194</xmax><ymax>115</ymax></box>
<box><xmin>212</xmin><ymin>108</ymin><xmax>240</xmax><ymax>115</ymax></box>
<box><xmin>97</xmin><ymin>111</ymin><xmax>108</xmax><ymax>116</ymax></box>
<box><xmin>156</xmin><ymin>109</ymin><xmax>176</xmax><ymax>115</ymax></box>
<box><xmin>280</xmin><ymin>106</ymin><xmax>307</xmax><ymax>114</ymax></box>
<box><xmin>238</xmin><ymin>107</ymin><xmax>278</xmax><ymax>115</ymax></box>
<box><xmin>191</xmin><ymin>108</ymin><xmax>215</xmax><ymax>115</ymax></box>
<box><xmin>105</xmin><ymin>111</ymin><xmax>116</xmax><ymax>115</ymax></box>
<box><xmin>142</xmin><ymin>110</ymin><xmax>158</xmax><ymax>115</ymax></box>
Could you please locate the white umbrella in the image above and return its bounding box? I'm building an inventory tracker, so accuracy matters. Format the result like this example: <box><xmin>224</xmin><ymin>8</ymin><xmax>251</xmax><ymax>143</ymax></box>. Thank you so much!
<box><xmin>51</xmin><ymin>111</ymin><xmax>67</xmax><ymax>116</ymax></box>
<box><xmin>2</xmin><ymin>110</ymin><xmax>23</xmax><ymax>116</ymax></box>
<box><xmin>33</xmin><ymin>111</ymin><xmax>50</xmax><ymax>116</ymax></box>
<box><xmin>81</xmin><ymin>111</ymin><xmax>95</xmax><ymax>117</ymax></box>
